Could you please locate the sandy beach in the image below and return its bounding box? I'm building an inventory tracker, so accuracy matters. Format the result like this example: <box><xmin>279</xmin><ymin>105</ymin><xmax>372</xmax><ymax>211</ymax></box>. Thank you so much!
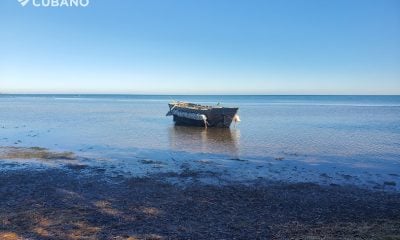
<box><xmin>0</xmin><ymin>147</ymin><xmax>399</xmax><ymax>240</ymax></box>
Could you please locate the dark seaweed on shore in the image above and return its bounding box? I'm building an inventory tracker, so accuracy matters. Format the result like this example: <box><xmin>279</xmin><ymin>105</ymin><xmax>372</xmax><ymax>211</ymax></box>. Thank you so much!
<box><xmin>0</xmin><ymin>166</ymin><xmax>399</xmax><ymax>240</ymax></box>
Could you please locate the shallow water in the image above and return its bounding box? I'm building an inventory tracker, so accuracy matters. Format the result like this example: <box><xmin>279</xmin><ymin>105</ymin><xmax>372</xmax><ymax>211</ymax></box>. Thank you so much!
<box><xmin>1</xmin><ymin>95</ymin><xmax>400</xmax><ymax>189</ymax></box>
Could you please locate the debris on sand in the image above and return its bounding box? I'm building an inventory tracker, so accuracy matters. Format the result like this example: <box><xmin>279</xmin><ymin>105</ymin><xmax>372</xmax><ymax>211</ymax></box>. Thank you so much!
<box><xmin>65</xmin><ymin>164</ymin><xmax>89</xmax><ymax>171</ymax></box>
<box><xmin>320</xmin><ymin>173</ymin><xmax>332</xmax><ymax>178</ymax></box>
<box><xmin>139</xmin><ymin>159</ymin><xmax>162</xmax><ymax>165</ymax></box>
<box><xmin>384</xmin><ymin>181</ymin><xmax>397</xmax><ymax>186</ymax></box>
<box><xmin>229</xmin><ymin>158</ymin><xmax>247</xmax><ymax>162</ymax></box>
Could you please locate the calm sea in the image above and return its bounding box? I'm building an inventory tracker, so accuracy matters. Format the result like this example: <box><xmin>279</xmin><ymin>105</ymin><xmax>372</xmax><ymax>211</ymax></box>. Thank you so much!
<box><xmin>1</xmin><ymin>95</ymin><xmax>399</xmax><ymax>186</ymax></box>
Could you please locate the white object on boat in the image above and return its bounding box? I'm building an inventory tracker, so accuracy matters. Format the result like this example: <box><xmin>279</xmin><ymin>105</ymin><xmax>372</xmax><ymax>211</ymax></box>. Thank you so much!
<box><xmin>170</xmin><ymin>109</ymin><xmax>207</xmax><ymax>121</ymax></box>
<box><xmin>233</xmin><ymin>114</ymin><xmax>241</xmax><ymax>122</ymax></box>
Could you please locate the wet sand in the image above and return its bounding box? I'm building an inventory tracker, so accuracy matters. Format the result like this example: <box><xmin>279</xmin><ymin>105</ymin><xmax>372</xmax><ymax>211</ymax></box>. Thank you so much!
<box><xmin>0</xmin><ymin>148</ymin><xmax>400</xmax><ymax>239</ymax></box>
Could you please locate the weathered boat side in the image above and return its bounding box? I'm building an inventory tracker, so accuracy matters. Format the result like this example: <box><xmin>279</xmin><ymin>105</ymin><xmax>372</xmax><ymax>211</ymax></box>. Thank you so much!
<box><xmin>167</xmin><ymin>102</ymin><xmax>239</xmax><ymax>128</ymax></box>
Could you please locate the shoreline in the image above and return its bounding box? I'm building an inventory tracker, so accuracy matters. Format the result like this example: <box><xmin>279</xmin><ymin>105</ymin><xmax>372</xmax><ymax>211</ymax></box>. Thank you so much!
<box><xmin>1</xmin><ymin>146</ymin><xmax>399</xmax><ymax>191</ymax></box>
<box><xmin>0</xmin><ymin>147</ymin><xmax>400</xmax><ymax>239</ymax></box>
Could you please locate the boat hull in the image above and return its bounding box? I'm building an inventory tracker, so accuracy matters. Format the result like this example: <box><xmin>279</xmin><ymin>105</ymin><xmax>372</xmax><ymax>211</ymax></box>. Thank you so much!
<box><xmin>173</xmin><ymin>115</ymin><xmax>208</xmax><ymax>127</ymax></box>
<box><xmin>168</xmin><ymin>103</ymin><xmax>239</xmax><ymax>128</ymax></box>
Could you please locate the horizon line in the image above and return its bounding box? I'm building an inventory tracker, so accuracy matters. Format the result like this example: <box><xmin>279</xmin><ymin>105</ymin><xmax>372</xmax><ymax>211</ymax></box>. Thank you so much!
<box><xmin>1</xmin><ymin>93</ymin><xmax>399</xmax><ymax>96</ymax></box>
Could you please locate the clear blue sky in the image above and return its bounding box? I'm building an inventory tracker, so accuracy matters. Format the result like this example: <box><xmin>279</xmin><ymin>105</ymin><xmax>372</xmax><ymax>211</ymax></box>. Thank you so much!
<box><xmin>0</xmin><ymin>0</ymin><xmax>399</xmax><ymax>94</ymax></box>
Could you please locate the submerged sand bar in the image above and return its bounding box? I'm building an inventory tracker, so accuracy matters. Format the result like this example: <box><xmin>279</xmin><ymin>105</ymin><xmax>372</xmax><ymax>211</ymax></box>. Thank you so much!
<box><xmin>0</xmin><ymin>147</ymin><xmax>75</xmax><ymax>161</ymax></box>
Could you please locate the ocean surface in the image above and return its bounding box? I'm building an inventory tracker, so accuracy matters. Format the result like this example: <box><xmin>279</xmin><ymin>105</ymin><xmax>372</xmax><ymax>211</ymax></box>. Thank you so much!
<box><xmin>1</xmin><ymin>95</ymin><xmax>400</xmax><ymax>189</ymax></box>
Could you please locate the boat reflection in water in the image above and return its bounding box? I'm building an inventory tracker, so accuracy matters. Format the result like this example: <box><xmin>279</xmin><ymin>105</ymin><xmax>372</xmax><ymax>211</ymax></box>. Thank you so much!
<box><xmin>168</xmin><ymin>125</ymin><xmax>240</xmax><ymax>157</ymax></box>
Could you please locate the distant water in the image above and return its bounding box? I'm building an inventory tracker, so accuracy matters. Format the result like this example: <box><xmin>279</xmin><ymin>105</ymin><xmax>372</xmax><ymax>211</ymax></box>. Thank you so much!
<box><xmin>1</xmin><ymin>95</ymin><xmax>400</xmax><ymax>187</ymax></box>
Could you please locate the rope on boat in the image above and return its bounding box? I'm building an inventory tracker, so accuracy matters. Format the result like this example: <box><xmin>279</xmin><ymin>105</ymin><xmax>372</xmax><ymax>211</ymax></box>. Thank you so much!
<box><xmin>204</xmin><ymin>119</ymin><xmax>210</xmax><ymax>128</ymax></box>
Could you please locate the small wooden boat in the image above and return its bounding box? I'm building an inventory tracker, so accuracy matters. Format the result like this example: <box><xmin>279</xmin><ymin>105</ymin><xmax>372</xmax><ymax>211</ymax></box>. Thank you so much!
<box><xmin>166</xmin><ymin>101</ymin><xmax>240</xmax><ymax>128</ymax></box>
